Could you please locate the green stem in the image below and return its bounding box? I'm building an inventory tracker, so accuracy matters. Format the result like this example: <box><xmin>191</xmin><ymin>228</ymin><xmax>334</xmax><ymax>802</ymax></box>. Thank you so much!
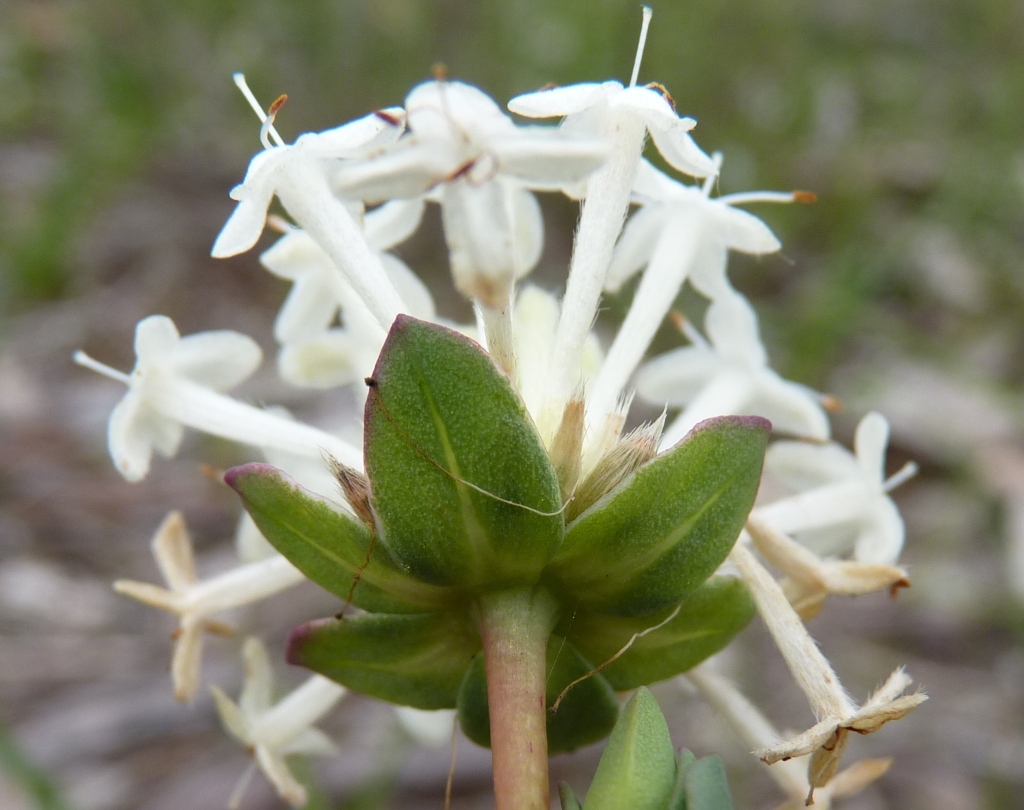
<box><xmin>477</xmin><ymin>587</ymin><xmax>559</xmax><ymax>810</ymax></box>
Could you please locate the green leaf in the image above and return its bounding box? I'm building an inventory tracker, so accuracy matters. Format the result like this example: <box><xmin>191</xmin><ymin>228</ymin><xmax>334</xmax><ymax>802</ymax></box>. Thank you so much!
<box><xmin>364</xmin><ymin>316</ymin><xmax>563</xmax><ymax>590</ymax></box>
<box><xmin>667</xmin><ymin>749</ymin><xmax>698</xmax><ymax>810</ymax></box>
<box><xmin>684</xmin><ymin>756</ymin><xmax>734</xmax><ymax>810</ymax></box>
<box><xmin>226</xmin><ymin>463</ymin><xmax>455</xmax><ymax>614</ymax></box>
<box><xmin>287</xmin><ymin>611</ymin><xmax>481</xmax><ymax>709</ymax></box>
<box><xmin>548</xmin><ymin>416</ymin><xmax>769</xmax><ymax>616</ymax></box>
<box><xmin>559</xmin><ymin>782</ymin><xmax>584</xmax><ymax>810</ymax></box>
<box><xmin>456</xmin><ymin>636</ymin><xmax>619</xmax><ymax>754</ymax></box>
<box><xmin>564</xmin><ymin>577</ymin><xmax>756</xmax><ymax>690</ymax></box>
<box><xmin>582</xmin><ymin>688</ymin><xmax>677</xmax><ymax>810</ymax></box>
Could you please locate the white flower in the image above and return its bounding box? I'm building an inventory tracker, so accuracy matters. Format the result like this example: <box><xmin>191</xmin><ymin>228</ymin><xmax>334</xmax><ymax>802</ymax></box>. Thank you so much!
<box><xmin>636</xmin><ymin>291</ymin><xmax>830</xmax><ymax>447</ymax></box>
<box><xmin>728</xmin><ymin>542</ymin><xmax>926</xmax><ymax>802</ymax></box>
<box><xmin>510</xmin><ymin>285</ymin><xmax>603</xmax><ymax>442</ymax></box>
<box><xmin>260</xmin><ymin>204</ymin><xmax>435</xmax><ymax>388</ymax></box>
<box><xmin>586</xmin><ymin>158</ymin><xmax>798</xmax><ymax>424</ymax></box>
<box><xmin>744</xmin><ymin>516</ymin><xmax>910</xmax><ymax>620</ymax></box>
<box><xmin>212</xmin><ymin>77</ymin><xmax>408</xmax><ymax>330</ymax></box>
<box><xmin>687</xmin><ymin>663</ymin><xmax>896</xmax><ymax>810</ymax></box>
<box><xmin>335</xmin><ymin>80</ymin><xmax>607</xmax><ymax>310</ymax></box>
<box><xmin>508</xmin><ymin>8</ymin><xmax>716</xmax><ymax>424</ymax></box>
<box><xmin>212</xmin><ymin>637</ymin><xmax>345</xmax><ymax>808</ymax></box>
<box><xmin>113</xmin><ymin>512</ymin><xmax>305</xmax><ymax>701</ymax></box>
<box><xmin>74</xmin><ymin>316</ymin><xmax>363</xmax><ymax>480</ymax></box>
<box><xmin>392</xmin><ymin>706</ymin><xmax>458</xmax><ymax>748</ymax></box>
<box><xmin>755</xmin><ymin>411</ymin><xmax>917</xmax><ymax>564</ymax></box>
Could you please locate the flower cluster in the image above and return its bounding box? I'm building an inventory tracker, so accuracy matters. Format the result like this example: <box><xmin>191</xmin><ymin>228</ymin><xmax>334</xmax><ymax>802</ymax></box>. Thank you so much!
<box><xmin>76</xmin><ymin>9</ymin><xmax>923</xmax><ymax>808</ymax></box>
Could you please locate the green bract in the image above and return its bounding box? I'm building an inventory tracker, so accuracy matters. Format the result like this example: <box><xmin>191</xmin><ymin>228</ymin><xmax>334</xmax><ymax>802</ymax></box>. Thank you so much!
<box><xmin>564</xmin><ymin>690</ymin><xmax>736</xmax><ymax>810</ymax></box>
<box><xmin>364</xmin><ymin>316</ymin><xmax>563</xmax><ymax>589</ymax></box>
<box><xmin>226</xmin><ymin>316</ymin><xmax>770</xmax><ymax>751</ymax></box>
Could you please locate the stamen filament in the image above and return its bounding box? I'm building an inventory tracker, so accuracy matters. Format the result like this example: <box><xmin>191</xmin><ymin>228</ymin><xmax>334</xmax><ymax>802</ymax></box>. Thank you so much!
<box><xmin>233</xmin><ymin>73</ymin><xmax>286</xmax><ymax>147</ymax></box>
<box><xmin>716</xmin><ymin>190</ymin><xmax>805</xmax><ymax>206</ymax></box>
<box><xmin>884</xmin><ymin>460</ymin><xmax>919</xmax><ymax>493</ymax></box>
<box><xmin>73</xmin><ymin>350</ymin><xmax>131</xmax><ymax>384</ymax></box>
<box><xmin>702</xmin><ymin>152</ymin><xmax>724</xmax><ymax>194</ymax></box>
<box><xmin>629</xmin><ymin>7</ymin><xmax>654</xmax><ymax>88</ymax></box>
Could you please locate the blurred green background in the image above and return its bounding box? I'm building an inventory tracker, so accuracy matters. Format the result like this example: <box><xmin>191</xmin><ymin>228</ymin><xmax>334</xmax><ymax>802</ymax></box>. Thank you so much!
<box><xmin>2</xmin><ymin>1</ymin><xmax>1024</xmax><ymax>809</ymax></box>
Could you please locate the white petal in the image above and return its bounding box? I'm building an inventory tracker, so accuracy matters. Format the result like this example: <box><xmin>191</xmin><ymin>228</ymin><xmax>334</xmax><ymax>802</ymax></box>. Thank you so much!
<box><xmin>510</xmin><ymin>185</ymin><xmax>544</xmax><ymax>279</ymax></box>
<box><xmin>854</xmin><ymin>411</ymin><xmax>890</xmax><ymax>485</ymax></box>
<box><xmin>255</xmin><ymin>746</ymin><xmax>307</xmax><ymax>808</ymax></box>
<box><xmin>281</xmin><ymin>727</ymin><xmax>337</xmax><ymax>757</ymax></box>
<box><xmin>274</xmin><ymin>275</ymin><xmax>342</xmax><ymax>345</ymax></box>
<box><xmin>240</xmin><ymin>637</ymin><xmax>275</xmax><ymax>716</ymax></box>
<box><xmin>381</xmin><ymin>253</ymin><xmax>435</xmax><ymax>319</ymax></box>
<box><xmin>406</xmin><ymin>80</ymin><xmax>509</xmax><ymax>140</ymax></box>
<box><xmin>632</xmin><ymin>158</ymin><xmax>688</xmax><ymax>201</ymax></box>
<box><xmin>363</xmin><ymin>197</ymin><xmax>426</xmax><ymax>252</ymax></box>
<box><xmin>277</xmin><ymin>331</ymin><xmax>370</xmax><ymax>389</ymax></box>
<box><xmin>507</xmin><ymin>82</ymin><xmax>615</xmax><ymax>118</ymax></box>
<box><xmin>605</xmin><ymin>204</ymin><xmax>667</xmax><ymax>293</ymax></box>
<box><xmin>441</xmin><ymin>179</ymin><xmax>516</xmax><ymax>298</ymax></box>
<box><xmin>704</xmin><ymin>293</ymin><xmax>768</xmax><ymax>366</ymax></box>
<box><xmin>168</xmin><ymin>330</ymin><xmax>263</xmax><ymax>391</ymax></box>
<box><xmin>151</xmin><ymin>511</ymin><xmax>196</xmax><ymax>591</ymax></box>
<box><xmin>133</xmin><ymin>315</ymin><xmax>181</xmax><ymax>363</ymax></box>
<box><xmin>393</xmin><ymin>706</ymin><xmax>456</xmax><ymax>747</ymax></box>
<box><xmin>635</xmin><ymin>346</ymin><xmax>720</xmax><ymax>405</ymax></box>
<box><xmin>333</xmin><ymin>139</ymin><xmax>459</xmax><ymax>204</ymax></box>
<box><xmin>766</xmin><ymin>441</ymin><xmax>861</xmax><ymax>491</ymax></box>
<box><xmin>491</xmin><ymin>130</ymin><xmax>610</xmax><ymax>185</ymax></box>
<box><xmin>706</xmin><ymin>202</ymin><xmax>782</xmax><ymax>254</ymax></box>
<box><xmin>686</xmin><ymin>240</ymin><xmax>731</xmax><ymax>300</ymax></box>
<box><xmin>259</xmin><ymin>230</ymin><xmax>324</xmax><ymax>281</ymax></box>
<box><xmin>643</xmin><ymin>113</ymin><xmax>716</xmax><ymax>178</ymax></box>
<box><xmin>611</xmin><ymin>85</ymin><xmax>690</xmax><ymax>127</ymax></box>
<box><xmin>211</xmin><ymin>685</ymin><xmax>250</xmax><ymax>745</ymax></box>
<box><xmin>211</xmin><ymin>150</ymin><xmax>281</xmax><ymax>258</ymax></box>
<box><xmin>297</xmin><ymin>108</ymin><xmax>406</xmax><ymax>158</ymax></box>
<box><xmin>171</xmin><ymin>619</ymin><xmax>205</xmax><ymax>703</ymax></box>
<box><xmin>853</xmin><ymin>498</ymin><xmax>905</xmax><ymax>564</ymax></box>
<box><xmin>108</xmin><ymin>393</ymin><xmax>155</xmax><ymax>482</ymax></box>
<box><xmin>747</xmin><ymin>370</ymin><xmax>831</xmax><ymax>440</ymax></box>
<box><xmin>513</xmin><ymin>285</ymin><xmax>560</xmax><ymax>417</ymax></box>
<box><xmin>754</xmin><ymin>482</ymin><xmax>870</xmax><ymax>538</ymax></box>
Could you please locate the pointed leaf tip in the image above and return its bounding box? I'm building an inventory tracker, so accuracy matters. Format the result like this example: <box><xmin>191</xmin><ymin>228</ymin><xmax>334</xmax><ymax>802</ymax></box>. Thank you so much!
<box><xmin>583</xmin><ymin>687</ymin><xmax>676</xmax><ymax>810</ymax></box>
<box><xmin>551</xmin><ymin>416</ymin><xmax>769</xmax><ymax>616</ymax></box>
<box><xmin>365</xmin><ymin>315</ymin><xmax>562</xmax><ymax>591</ymax></box>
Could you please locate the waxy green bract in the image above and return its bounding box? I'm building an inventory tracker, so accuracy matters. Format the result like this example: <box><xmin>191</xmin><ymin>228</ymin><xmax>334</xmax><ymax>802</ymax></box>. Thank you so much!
<box><xmin>227</xmin><ymin>316</ymin><xmax>769</xmax><ymax>750</ymax></box>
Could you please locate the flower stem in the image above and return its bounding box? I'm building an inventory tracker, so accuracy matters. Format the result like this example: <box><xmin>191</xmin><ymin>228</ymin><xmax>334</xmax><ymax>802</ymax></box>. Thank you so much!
<box><xmin>476</xmin><ymin>587</ymin><xmax>558</xmax><ymax>810</ymax></box>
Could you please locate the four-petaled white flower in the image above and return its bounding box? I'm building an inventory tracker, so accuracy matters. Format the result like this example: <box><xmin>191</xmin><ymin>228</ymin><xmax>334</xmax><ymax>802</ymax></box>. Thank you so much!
<box><xmin>114</xmin><ymin>512</ymin><xmax>305</xmax><ymax>701</ymax></box>
<box><xmin>507</xmin><ymin>37</ymin><xmax>717</xmax><ymax>422</ymax></box>
<box><xmin>729</xmin><ymin>542</ymin><xmax>926</xmax><ymax>804</ymax></box>
<box><xmin>744</xmin><ymin>516</ymin><xmax>910</xmax><ymax>620</ymax></box>
<box><xmin>212</xmin><ymin>637</ymin><xmax>345</xmax><ymax>808</ymax></box>
<box><xmin>637</xmin><ymin>290</ymin><xmax>830</xmax><ymax>447</ymax></box>
<box><xmin>687</xmin><ymin>663</ymin><xmax>897</xmax><ymax>810</ymax></box>
<box><xmin>261</xmin><ymin>201</ymin><xmax>435</xmax><ymax>388</ymax></box>
<box><xmin>755</xmin><ymin>411</ymin><xmax>917</xmax><ymax>565</ymax></box>
<box><xmin>74</xmin><ymin>315</ymin><xmax>363</xmax><ymax>479</ymax></box>
<box><xmin>212</xmin><ymin>101</ymin><xmax>409</xmax><ymax>330</ymax></box>
<box><xmin>335</xmin><ymin>80</ymin><xmax>609</xmax><ymax>308</ymax></box>
<box><xmin>586</xmin><ymin>158</ymin><xmax>797</xmax><ymax>424</ymax></box>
